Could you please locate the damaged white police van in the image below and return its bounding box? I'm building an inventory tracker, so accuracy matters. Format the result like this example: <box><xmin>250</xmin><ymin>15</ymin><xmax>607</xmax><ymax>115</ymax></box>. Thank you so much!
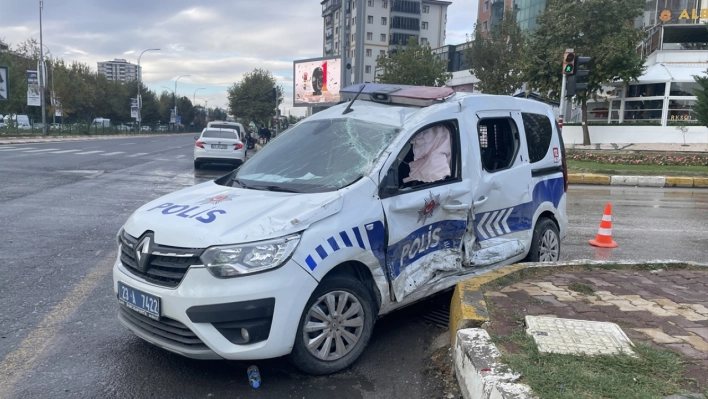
<box><xmin>113</xmin><ymin>83</ymin><xmax>568</xmax><ymax>375</ymax></box>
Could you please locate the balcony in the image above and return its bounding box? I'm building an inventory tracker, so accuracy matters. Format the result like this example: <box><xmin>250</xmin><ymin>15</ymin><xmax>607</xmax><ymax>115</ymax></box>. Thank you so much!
<box><xmin>322</xmin><ymin>0</ymin><xmax>342</xmax><ymax>16</ymax></box>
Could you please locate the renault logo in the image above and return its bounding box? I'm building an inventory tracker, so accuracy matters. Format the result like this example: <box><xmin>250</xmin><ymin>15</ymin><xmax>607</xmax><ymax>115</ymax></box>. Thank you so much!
<box><xmin>135</xmin><ymin>236</ymin><xmax>152</xmax><ymax>272</ymax></box>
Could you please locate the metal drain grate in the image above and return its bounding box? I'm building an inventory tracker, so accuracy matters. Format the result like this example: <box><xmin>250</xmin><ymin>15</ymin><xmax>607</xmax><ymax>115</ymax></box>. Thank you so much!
<box><xmin>420</xmin><ymin>304</ymin><xmax>450</xmax><ymax>328</ymax></box>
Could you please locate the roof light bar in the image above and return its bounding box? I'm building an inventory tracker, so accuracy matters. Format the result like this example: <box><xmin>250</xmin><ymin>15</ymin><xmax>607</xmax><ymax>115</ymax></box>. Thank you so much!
<box><xmin>340</xmin><ymin>84</ymin><xmax>456</xmax><ymax>107</ymax></box>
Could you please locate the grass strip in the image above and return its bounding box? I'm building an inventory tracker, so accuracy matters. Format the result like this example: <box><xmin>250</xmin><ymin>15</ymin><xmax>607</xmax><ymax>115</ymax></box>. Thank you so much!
<box><xmin>497</xmin><ymin>333</ymin><xmax>687</xmax><ymax>399</ymax></box>
<box><xmin>568</xmin><ymin>160</ymin><xmax>708</xmax><ymax>177</ymax></box>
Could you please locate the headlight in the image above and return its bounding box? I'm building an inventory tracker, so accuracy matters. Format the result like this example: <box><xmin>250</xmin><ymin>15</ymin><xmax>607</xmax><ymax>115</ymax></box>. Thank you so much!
<box><xmin>116</xmin><ymin>228</ymin><xmax>124</xmax><ymax>248</ymax></box>
<box><xmin>201</xmin><ymin>234</ymin><xmax>301</xmax><ymax>278</ymax></box>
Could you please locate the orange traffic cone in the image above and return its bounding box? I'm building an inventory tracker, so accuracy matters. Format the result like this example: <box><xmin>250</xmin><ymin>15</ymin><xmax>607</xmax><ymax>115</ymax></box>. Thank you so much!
<box><xmin>589</xmin><ymin>203</ymin><xmax>618</xmax><ymax>248</ymax></box>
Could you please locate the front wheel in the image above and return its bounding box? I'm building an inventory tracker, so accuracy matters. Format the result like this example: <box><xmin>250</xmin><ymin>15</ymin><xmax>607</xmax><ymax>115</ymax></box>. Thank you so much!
<box><xmin>525</xmin><ymin>218</ymin><xmax>560</xmax><ymax>262</ymax></box>
<box><xmin>289</xmin><ymin>274</ymin><xmax>376</xmax><ymax>375</ymax></box>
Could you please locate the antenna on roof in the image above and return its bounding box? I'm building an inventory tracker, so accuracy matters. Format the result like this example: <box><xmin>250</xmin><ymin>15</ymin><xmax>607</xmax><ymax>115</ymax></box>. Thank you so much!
<box><xmin>342</xmin><ymin>84</ymin><xmax>366</xmax><ymax>115</ymax></box>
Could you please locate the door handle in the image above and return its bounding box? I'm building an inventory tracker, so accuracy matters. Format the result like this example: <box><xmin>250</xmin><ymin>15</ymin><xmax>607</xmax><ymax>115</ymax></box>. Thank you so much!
<box><xmin>474</xmin><ymin>196</ymin><xmax>488</xmax><ymax>206</ymax></box>
<box><xmin>442</xmin><ymin>202</ymin><xmax>470</xmax><ymax>211</ymax></box>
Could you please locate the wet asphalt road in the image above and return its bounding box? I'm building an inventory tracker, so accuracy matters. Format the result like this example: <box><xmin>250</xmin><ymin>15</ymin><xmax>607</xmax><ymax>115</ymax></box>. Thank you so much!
<box><xmin>0</xmin><ymin>135</ymin><xmax>706</xmax><ymax>398</ymax></box>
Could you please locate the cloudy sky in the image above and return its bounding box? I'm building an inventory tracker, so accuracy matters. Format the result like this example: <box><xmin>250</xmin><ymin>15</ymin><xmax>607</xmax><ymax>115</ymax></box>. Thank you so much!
<box><xmin>1</xmin><ymin>0</ymin><xmax>476</xmax><ymax>116</ymax></box>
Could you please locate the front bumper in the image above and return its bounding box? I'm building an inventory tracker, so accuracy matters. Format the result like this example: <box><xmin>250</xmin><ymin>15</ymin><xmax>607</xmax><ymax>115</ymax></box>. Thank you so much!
<box><xmin>113</xmin><ymin>257</ymin><xmax>318</xmax><ymax>360</ymax></box>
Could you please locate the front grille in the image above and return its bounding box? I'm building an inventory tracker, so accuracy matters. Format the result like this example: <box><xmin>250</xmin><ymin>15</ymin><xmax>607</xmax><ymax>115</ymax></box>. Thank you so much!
<box><xmin>119</xmin><ymin>232</ymin><xmax>203</xmax><ymax>288</ymax></box>
<box><xmin>119</xmin><ymin>306</ymin><xmax>208</xmax><ymax>350</ymax></box>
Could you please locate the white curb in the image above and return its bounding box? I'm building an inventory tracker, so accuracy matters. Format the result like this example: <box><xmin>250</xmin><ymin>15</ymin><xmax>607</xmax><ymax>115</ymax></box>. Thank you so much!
<box><xmin>454</xmin><ymin>329</ymin><xmax>535</xmax><ymax>399</ymax></box>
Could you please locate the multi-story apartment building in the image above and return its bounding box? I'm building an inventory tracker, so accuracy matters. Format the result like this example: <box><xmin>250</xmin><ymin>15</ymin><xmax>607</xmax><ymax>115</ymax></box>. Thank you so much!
<box><xmin>97</xmin><ymin>59</ymin><xmax>141</xmax><ymax>83</ymax></box>
<box><xmin>322</xmin><ymin>0</ymin><xmax>451</xmax><ymax>84</ymax></box>
<box><xmin>476</xmin><ymin>0</ymin><xmax>514</xmax><ymax>35</ymax></box>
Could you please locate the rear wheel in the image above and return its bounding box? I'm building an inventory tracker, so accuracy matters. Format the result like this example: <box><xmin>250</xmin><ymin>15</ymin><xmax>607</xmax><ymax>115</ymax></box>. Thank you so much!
<box><xmin>289</xmin><ymin>274</ymin><xmax>376</xmax><ymax>375</ymax></box>
<box><xmin>525</xmin><ymin>218</ymin><xmax>560</xmax><ymax>262</ymax></box>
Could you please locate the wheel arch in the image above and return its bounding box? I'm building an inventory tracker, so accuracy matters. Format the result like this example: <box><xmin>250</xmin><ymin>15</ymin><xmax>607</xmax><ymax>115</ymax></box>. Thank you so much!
<box><xmin>321</xmin><ymin>261</ymin><xmax>382</xmax><ymax>316</ymax></box>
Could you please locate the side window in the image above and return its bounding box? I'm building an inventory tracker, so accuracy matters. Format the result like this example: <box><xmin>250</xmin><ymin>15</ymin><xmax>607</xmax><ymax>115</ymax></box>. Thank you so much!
<box><xmin>381</xmin><ymin>121</ymin><xmax>460</xmax><ymax>197</ymax></box>
<box><xmin>522</xmin><ymin>113</ymin><xmax>553</xmax><ymax>163</ymax></box>
<box><xmin>477</xmin><ymin>118</ymin><xmax>520</xmax><ymax>172</ymax></box>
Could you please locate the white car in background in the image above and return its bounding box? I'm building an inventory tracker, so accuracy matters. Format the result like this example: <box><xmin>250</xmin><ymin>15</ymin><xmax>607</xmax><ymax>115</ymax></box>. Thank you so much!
<box><xmin>193</xmin><ymin>128</ymin><xmax>246</xmax><ymax>169</ymax></box>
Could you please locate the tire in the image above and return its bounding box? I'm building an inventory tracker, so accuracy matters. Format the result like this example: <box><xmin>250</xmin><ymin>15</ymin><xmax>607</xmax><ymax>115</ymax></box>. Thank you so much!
<box><xmin>194</xmin><ymin>161</ymin><xmax>201</xmax><ymax>169</ymax></box>
<box><xmin>525</xmin><ymin>218</ymin><xmax>560</xmax><ymax>262</ymax></box>
<box><xmin>289</xmin><ymin>274</ymin><xmax>376</xmax><ymax>375</ymax></box>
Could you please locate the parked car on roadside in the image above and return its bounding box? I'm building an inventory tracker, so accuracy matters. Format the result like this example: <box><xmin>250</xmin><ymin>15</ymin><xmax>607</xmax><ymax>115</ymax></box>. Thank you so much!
<box><xmin>113</xmin><ymin>83</ymin><xmax>569</xmax><ymax>376</ymax></box>
<box><xmin>193</xmin><ymin>128</ymin><xmax>246</xmax><ymax>169</ymax></box>
<box><xmin>141</xmin><ymin>126</ymin><xmax>151</xmax><ymax>132</ymax></box>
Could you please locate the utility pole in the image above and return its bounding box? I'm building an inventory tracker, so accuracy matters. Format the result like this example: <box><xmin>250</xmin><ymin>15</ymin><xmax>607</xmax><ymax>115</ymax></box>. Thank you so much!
<box><xmin>137</xmin><ymin>48</ymin><xmax>160</xmax><ymax>133</ymax></box>
<box><xmin>174</xmin><ymin>75</ymin><xmax>190</xmax><ymax>129</ymax></box>
<box><xmin>39</xmin><ymin>0</ymin><xmax>47</xmax><ymax>135</ymax></box>
<box><xmin>193</xmin><ymin>87</ymin><xmax>205</xmax><ymax>105</ymax></box>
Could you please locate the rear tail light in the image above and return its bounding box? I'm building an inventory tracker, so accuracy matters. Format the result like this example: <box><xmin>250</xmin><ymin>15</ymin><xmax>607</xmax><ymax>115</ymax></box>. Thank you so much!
<box><xmin>234</xmin><ymin>143</ymin><xmax>243</xmax><ymax>150</ymax></box>
<box><xmin>196</xmin><ymin>141</ymin><xmax>204</xmax><ymax>148</ymax></box>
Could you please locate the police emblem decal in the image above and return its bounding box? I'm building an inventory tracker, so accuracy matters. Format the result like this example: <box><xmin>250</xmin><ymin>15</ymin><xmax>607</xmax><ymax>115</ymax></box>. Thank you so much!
<box><xmin>417</xmin><ymin>191</ymin><xmax>441</xmax><ymax>224</ymax></box>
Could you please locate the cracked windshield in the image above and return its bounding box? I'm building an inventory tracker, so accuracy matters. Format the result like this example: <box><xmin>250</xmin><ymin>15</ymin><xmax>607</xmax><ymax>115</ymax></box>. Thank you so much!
<box><xmin>3</xmin><ymin>0</ymin><xmax>708</xmax><ymax>398</ymax></box>
<box><xmin>234</xmin><ymin>118</ymin><xmax>400</xmax><ymax>192</ymax></box>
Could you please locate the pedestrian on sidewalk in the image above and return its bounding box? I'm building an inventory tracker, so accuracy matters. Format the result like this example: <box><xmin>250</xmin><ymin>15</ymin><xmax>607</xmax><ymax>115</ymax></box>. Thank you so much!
<box><xmin>259</xmin><ymin>124</ymin><xmax>271</xmax><ymax>144</ymax></box>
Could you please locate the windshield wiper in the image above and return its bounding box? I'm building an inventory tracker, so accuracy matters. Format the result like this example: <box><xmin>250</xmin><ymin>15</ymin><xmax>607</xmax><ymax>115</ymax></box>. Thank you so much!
<box><xmin>261</xmin><ymin>185</ymin><xmax>300</xmax><ymax>193</ymax></box>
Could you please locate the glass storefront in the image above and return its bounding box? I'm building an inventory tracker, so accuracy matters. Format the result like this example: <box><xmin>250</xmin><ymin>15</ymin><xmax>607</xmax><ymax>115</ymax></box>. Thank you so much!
<box><xmin>588</xmin><ymin>81</ymin><xmax>702</xmax><ymax>125</ymax></box>
<box><xmin>624</xmin><ymin>99</ymin><xmax>664</xmax><ymax>122</ymax></box>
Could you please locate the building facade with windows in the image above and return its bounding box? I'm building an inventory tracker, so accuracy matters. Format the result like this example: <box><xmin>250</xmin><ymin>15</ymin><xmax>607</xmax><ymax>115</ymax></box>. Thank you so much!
<box><xmin>322</xmin><ymin>0</ymin><xmax>451</xmax><ymax>83</ymax></box>
<box><xmin>97</xmin><ymin>59</ymin><xmax>141</xmax><ymax>83</ymax></box>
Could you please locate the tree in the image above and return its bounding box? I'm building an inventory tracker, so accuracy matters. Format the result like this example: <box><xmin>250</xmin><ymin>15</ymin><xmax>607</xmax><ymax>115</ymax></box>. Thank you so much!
<box><xmin>465</xmin><ymin>8</ymin><xmax>526</xmax><ymax>95</ymax></box>
<box><xmin>693</xmin><ymin>71</ymin><xmax>708</xmax><ymax>128</ymax></box>
<box><xmin>524</xmin><ymin>0</ymin><xmax>646</xmax><ymax>144</ymax></box>
<box><xmin>227</xmin><ymin>69</ymin><xmax>279</xmax><ymax>126</ymax></box>
<box><xmin>375</xmin><ymin>36</ymin><xmax>451</xmax><ymax>86</ymax></box>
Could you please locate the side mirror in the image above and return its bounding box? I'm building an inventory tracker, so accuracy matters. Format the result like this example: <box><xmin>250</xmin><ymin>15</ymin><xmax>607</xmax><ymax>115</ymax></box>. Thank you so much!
<box><xmin>194</xmin><ymin>135</ymin><xmax>199</xmax><ymax>140</ymax></box>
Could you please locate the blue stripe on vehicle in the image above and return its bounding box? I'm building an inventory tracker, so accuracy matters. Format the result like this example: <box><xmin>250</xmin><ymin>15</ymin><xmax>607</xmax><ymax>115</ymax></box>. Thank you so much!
<box><xmin>327</xmin><ymin>237</ymin><xmax>340</xmax><ymax>252</ymax></box>
<box><xmin>339</xmin><ymin>231</ymin><xmax>353</xmax><ymax>247</ymax></box>
<box><xmin>305</xmin><ymin>255</ymin><xmax>317</xmax><ymax>271</ymax></box>
<box><xmin>474</xmin><ymin>177</ymin><xmax>564</xmax><ymax>241</ymax></box>
<box><xmin>352</xmin><ymin>227</ymin><xmax>366</xmax><ymax>249</ymax></box>
<box><xmin>316</xmin><ymin>245</ymin><xmax>328</xmax><ymax>260</ymax></box>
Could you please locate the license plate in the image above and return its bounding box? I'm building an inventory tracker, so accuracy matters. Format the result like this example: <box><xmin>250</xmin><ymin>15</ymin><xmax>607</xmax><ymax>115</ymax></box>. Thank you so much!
<box><xmin>118</xmin><ymin>282</ymin><xmax>161</xmax><ymax>320</ymax></box>
<box><xmin>211</xmin><ymin>144</ymin><xmax>227</xmax><ymax>149</ymax></box>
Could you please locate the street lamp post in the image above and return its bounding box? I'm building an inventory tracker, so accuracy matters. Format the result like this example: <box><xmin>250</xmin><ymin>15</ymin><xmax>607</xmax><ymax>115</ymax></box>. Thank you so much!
<box><xmin>174</xmin><ymin>75</ymin><xmax>190</xmax><ymax>128</ymax></box>
<box><xmin>39</xmin><ymin>0</ymin><xmax>47</xmax><ymax>135</ymax></box>
<box><xmin>193</xmin><ymin>88</ymin><xmax>205</xmax><ymax>105</ymax></box>
<box><xmin>137</xmin><ymin>48</ymin><xmax>160</xmax><ymax>133</ymax></box>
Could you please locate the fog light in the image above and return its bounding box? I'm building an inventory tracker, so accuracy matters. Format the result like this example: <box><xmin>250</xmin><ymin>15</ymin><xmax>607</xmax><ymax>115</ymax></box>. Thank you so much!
<box><xmin>241</xmin><ymin>328</ymin><xmax>250</xmax><ymax>343</ymax></box>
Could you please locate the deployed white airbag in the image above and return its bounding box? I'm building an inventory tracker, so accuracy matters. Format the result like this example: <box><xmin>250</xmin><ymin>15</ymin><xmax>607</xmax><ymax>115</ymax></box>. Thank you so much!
<box><xmin>403</xmin><ymin>125</ymin><xmax>451</xmax><ymax>183</ymax></box>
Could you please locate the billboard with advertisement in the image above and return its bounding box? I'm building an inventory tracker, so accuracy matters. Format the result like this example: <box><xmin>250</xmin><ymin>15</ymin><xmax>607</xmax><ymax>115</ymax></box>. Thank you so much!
<box><xmin>0</xmin><ymin>66</ymin><xmax>8</xmax><ymax>101</ymax></box>
<box><xmin>27</xmin><ymin>70</ymin><xmax>40</xmax><ymax>106</ymax></box>
<box><xmin>293</xmin><ymin>56</ymin><xmax>342</xmax><ymax>107</ymax></box>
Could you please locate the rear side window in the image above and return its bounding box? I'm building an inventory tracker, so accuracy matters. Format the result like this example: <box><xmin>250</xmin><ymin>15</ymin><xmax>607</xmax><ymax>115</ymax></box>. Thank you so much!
<box><xmin>521</xmin><ymin>113</ymin><xmax>553</xmax><ymax>163</ymax></box>
<box><xmin>477</xmin><ymin>118</ymin><xmax>520</xmax><ymax>172</ymax></box>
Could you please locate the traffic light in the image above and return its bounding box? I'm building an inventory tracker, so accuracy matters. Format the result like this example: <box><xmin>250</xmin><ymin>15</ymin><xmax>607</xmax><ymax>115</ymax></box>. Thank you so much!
<box><xmin>562</xmin><ymin>51</ymin><xmax>575</xmax><ymax>75</ymax></box>
<box><xmin>270</xmin><ymin>88</ymin><xmax>277</xmax><ymax>100</ymax></box>
<box><xmin>565</xmin><ymin>56</ymin><xmax>591</xmax><ymax>97</ymax></box>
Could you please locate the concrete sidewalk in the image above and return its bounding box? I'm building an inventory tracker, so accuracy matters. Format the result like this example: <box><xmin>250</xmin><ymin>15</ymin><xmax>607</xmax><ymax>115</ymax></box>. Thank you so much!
<box><xmin>568</xmin><ymin>173</ymin><xmax>708</xmax><ymax>188</ymax></box>
<box><xmin>450</xmin><ymin>261</ymin><xmax>708</xmax><ymax>399</ymax></box>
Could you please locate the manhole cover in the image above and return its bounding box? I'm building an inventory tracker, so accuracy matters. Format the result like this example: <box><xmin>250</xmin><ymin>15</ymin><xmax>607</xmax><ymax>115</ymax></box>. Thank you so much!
<box><xmin>525</xmin><ymin>316</ymin><xmax>634</xmax><ymax>356</ymax></box>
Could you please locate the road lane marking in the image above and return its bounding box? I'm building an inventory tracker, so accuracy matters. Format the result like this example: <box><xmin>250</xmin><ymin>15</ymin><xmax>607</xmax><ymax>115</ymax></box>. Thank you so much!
<box><xmin>119</xmin><ymin>143</ymin><xmax>136</xmax><ymax>145</ymax></box>
<box><xmin>74</xmin><ymin>151</ymin><xmax>104</xmax><ymax>155</ymax></box>
<box><xmin>21</xmin><ymin>148</ymin><xmax>59</xmax><ymax>153</ymax></box>
<box><xmin>49</xmin><ymin>149</ymin><xmax>81</xmax><ymax>154</ymax></box>
<box><xmin>176</xmin><ymin>155</ymin><xmax>185</xmax><ymax>158</ymax></box>
<box><xmin>127</xmin><ymin>153</ymin><xmax>148</xmax><ymax>157</ymax></box>
<box><xmin>101</xmin><ymin>152</ymin><xmax>125</xmax><ymax>156</ymax></box>
<box><xmin>0</xmin><ymin>253</ymin><xmax>115</xmax><ymax>398</ymax></box>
